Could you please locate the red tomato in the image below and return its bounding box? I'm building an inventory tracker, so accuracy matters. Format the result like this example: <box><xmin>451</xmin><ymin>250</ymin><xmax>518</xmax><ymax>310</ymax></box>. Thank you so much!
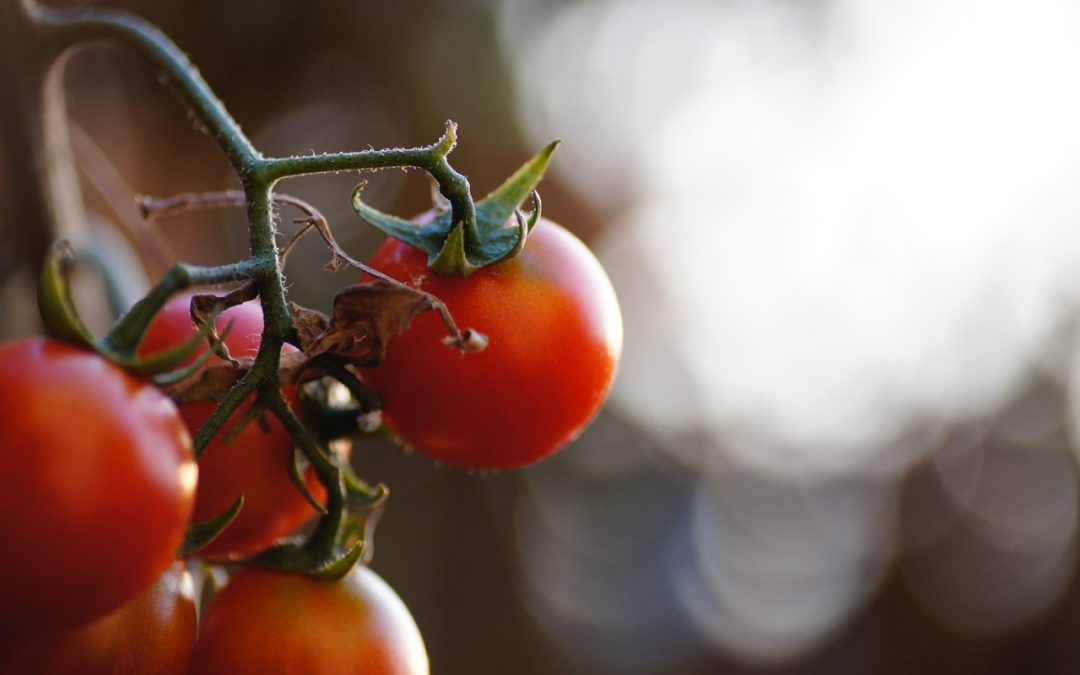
<box><xmin>0</xmin><ymin>338</ymin><xmax>196</xmax><ymax>630</ymax></box>
<box><xmin>361</xmin><ymin>218</ymin><xmax>623</xmax><ymax>469</ymax></box>
<box><xmin>139</xmin><ymin>294</ymin><xmax>325</xmax><ymax>557</ymax></box>
<box><xmin>0</xmin><ymin>562</ymin><xmax>197</xmax><ymax>675</ymax></box>
<box><xmin>189</xmin><ymin>566</ymin><xmax>429</xmax><ymax>675</ymax></box>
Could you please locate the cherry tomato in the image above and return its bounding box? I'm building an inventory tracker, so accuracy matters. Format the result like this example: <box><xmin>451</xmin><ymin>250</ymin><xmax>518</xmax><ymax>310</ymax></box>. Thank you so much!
<box><xmin>139</xmin><ymin>294</ymin><xmax>325</xmax><ymax>557</ymax></box>
<box><xmin>0</xmin><ymin>338</ymin><xmax>196</xmax><ymax>630</ymax></box>
<box><xmin>189</xmin><ymin>565</ymin><xmax>429</xmax><ymax>675</ymax></box>
<box><xmin>0</xmin><ymin>562</ymin><xmax>197</xmax><ymax>675</ymax></box>
<box><xmin>361</xmin><ymin>218</ymin><xmax>623</xmax><ymax>469</ymax></box>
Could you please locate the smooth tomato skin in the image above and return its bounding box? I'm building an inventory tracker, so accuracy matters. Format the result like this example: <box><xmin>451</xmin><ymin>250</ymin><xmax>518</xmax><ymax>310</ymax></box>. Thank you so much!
<box><xmin>139</xmin><ymin>294</ymin><xmax>325</xmax><ymax>557</ymax></box>
<box><xmin>0</xmin><ymin>338</ymin><xmax>196</xmax><ymax>631</ymax></box>
<box><xmin>361</xmin><ymin>218</ymin><xmax>623</xmax><ymax>469</ymax></box>
<box><xmin>190</xmin><ymin>566</ymin><xmax>429</xmax><ymax>675</ymax></box>
<box><xmin>0</xmin><ymin>562</ymin><xmax>197</xmax><ymax>675</ymax></box>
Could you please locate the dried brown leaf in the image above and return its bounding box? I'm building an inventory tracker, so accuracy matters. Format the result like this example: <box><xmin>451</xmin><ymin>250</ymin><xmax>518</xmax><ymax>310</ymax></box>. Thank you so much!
<box><xmin>164</xmin><ymin>351</ymin><xmax>311</xmax><ymax>403</ymax></box>
<box><xmin>289</xmin><ymin>302</ymin><xmax>330</xmax><ymax>354</ymax></box>
<box><xmin>305</xmin><ymin>282</ymin><xmax>432</xmax><ymax>366</ymax></box>
<box><xmin>164</xmin><ymin>283</ymin><xmax>430</xmax><ymax>402</ymax></box>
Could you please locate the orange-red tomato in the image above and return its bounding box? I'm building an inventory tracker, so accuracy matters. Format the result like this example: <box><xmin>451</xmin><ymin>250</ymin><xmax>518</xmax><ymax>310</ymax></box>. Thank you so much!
<box><xmin>189</xmin><ymin>566</ymin><xmax>429</xmax><ymax>675</ymax></box>
<box><xmin>0</xmin><ymin>338</ymin><xmax>196</xmax><ymax>630</ymax></box>
<box><xmin>361</xmin><ymin>218</ymin><xmax>623</xmax><ymax>469</ymax></box>
<box><xmin>0</xmin><ymin>562</ymin><xmax>197</xmax><ymax>675</ymax></box>
<box><xmin>139</xmin><ymin>294</ymin><xmax>324</xmax><ymax>557</ymax></box>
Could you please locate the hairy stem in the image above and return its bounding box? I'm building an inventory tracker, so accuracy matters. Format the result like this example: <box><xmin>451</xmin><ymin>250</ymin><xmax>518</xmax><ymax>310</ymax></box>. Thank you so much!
<box><xmin>258</xmin><ymin>122</ymin><xmax>477</xmax><ymax>241</ymax></box>
<box><xmin>20</xmin><ymin>0</ymin><xmax>486</xmax><ymax>571</ymax></box>
<box><xmin>265</xmin><ymin>390</ymin><xmax>347</xmax><ymax>558</ymax></box>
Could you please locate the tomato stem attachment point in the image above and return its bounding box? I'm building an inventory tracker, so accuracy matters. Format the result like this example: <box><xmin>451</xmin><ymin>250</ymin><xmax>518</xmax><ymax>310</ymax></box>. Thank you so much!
<box><xmin>351</xmin><ymin>141</ymin><xmax>559</xmax><ymax>276</ymax></box>
<box><xmin>24</xmin><ymin>0</ymin><xmax>522</xmax><ymax>581</ymax></box>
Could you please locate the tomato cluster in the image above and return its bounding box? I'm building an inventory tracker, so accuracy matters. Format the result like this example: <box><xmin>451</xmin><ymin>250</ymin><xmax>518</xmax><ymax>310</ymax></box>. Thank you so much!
<box><xmin>0</xmin><ymin>313</ymin><xmax>427</xmax><ymax>673</ymax></box>
<box><xmin>0</xmin><ymin>208</ymin><xmax>619</xmax><ymax>672</ymax></box>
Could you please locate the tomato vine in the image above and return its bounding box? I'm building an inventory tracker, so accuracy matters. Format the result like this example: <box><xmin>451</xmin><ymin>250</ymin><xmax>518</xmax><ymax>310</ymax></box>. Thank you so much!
<box><xmin>11</xmin><ymin>0</ymin><xmax>569</xmax><ymax>578</ymax></box>
<box><xmin>1</xmin><ymin>0</ymin><xmax>622</xmax><ymax>669</ymax></box>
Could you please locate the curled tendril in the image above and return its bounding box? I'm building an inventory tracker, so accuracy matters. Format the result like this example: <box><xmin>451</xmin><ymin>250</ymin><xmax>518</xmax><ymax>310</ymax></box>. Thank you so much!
<box><xmin>489</xmin><ymin>209</ymin><xmax>531</xmax><ymax>265</ymax></box>
<box><xmin>525</xmin><ymin>190</ymin><xmax>542</xmax><ymax>230</ymax></box>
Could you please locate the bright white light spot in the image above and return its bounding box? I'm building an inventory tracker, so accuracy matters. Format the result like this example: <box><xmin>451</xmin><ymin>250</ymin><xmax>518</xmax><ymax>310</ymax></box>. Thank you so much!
<box><xmin>500</xmin><ymin>0</ymin><xmax>1080</xmax><ymax>663</ymax></box>
<box><xmin>502</xmin><ymin>0</ymin><xmax>1080</xmax><ymax>475</ymax></box>
<box><xmin>177</xmin><ymin>460</ymin><xmax>198</xmax><ymax>498</ymax></box>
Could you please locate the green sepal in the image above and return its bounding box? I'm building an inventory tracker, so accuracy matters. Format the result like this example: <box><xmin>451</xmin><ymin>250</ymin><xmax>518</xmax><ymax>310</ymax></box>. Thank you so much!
<box><xmin>341</xmin><ymin>461</ymin><xmax>387</xmax><ymax>503</ymax></box>
<box><xmin>128</xmin><ymin>332</ymin><xmax>207</xmax><ymax>378</ymax></box>
<box><xmin>177</xmin><ymin>494</ymin><xmax>245</xmax><ymax>557</ymax></box>
<box><xmin>350</xmin><ymin>180</ymin><xmax>449</xmax><ymax>253</ymax></box>
<box><xmin>133</xmin><ymin>314</ymin><xmax>233</xmax><ymax>381</ymax></box>
<box><xmin>309</xmin><ymin>539</ymin><xmax>366</xmax><ymax>580</ymax></box>
<box><xmin>37</xmin><ymin>240</ymin><xmax>95</xmax><ymax>349</ymax></box>
<box><xmin>351</xmin><ymin>141</ymin><xmax>558</xmax><ymax>276</ymax></box>
<box><xmin>291</xmin><ymin>449</ymin><xmax>329</xmax><ymax>515</ymax></box>
<box><xmin>36</xmin><ymin>240</ymin><xmax>214</xmax><ymax>376</ymax></box>
<box><xmin>249</xmin><ymin>538</ymin><xmax>366</xmax><ymax>580</ymax></box>
<box><xmin>428</xmin><ymin>222</ymin><xmax>478</xmax><ymax>276</ymax></box>
<box><xmin>471</xmin><ymin>140</ymin><xmax>556</xmax><ymax>242</ymax></box>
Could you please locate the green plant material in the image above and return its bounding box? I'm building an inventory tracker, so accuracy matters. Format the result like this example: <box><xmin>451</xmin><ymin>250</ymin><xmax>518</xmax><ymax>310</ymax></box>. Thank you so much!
<box><xmin>351</xmin><ymin>141</ymin><xmax>557</xmax><ymax>276</ymax></box>
<box><xmin>178</xmin><ymin>495</ymin><xmax>245</xmax><ymax>557</ymax></box>
<box><xmin>37</xmin><ymin>240</ymin><xmax>95</xmax><ymax>349</ymax></box>
<box><xmin>21</xmin><ymin>0</ymin><xmax>513</xmax><ymax>581</ymax></box>
<box><xmin>290</xmin><ymin>450</ymin><xmax>329</xmax><ymax>515</ymax></box>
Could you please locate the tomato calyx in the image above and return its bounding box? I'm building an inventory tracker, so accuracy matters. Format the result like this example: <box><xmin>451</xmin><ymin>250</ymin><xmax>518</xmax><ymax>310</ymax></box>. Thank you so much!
<box><xmin>178</xmin><ymin>495</ymin><xmax>245</xmax><ymax>557</ymax></box>
<box><xmin>37</xmin><ymin>240</ymin><xmax>234</xmax><ymax>380</ymax></box>
<box><xmin>351</xmin><ymin>139</ymin><xmax>559</xmax><ymax>276</ymax></box>
<box><xmin>248</xmin><ymin>478</ymin><xmax>388</xmax><ymax>580</ymax></box>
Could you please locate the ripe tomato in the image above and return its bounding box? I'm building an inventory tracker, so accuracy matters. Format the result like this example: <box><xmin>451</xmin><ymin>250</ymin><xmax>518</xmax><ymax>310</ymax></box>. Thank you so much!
<box><xmin>0</xmin><ymin>562</ymin><xmax>197</xmax><ymax>675</ymax></box>
<box><xmin>139</xmin><ymin>294</ymin><xmax>325</xmax><ymax>557</ymax></box>
<box><xmin>361</xmin><ymin>218</ymin><xmax>623</xmax><ymax>469</ymax></box>
<box><xmin>0</xmin><ymin>338</ymin><xmax>196</xmax><ymax>631</ymax></box>
<box><xmin>189</xmin><ymin>565</ymin><xmax>429</xmax><ymax>675</ymax></box>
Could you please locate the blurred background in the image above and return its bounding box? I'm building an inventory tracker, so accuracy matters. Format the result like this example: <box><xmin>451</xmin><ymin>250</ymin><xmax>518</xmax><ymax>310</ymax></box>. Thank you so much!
<box><xmin>6</xmin><ymin>0</ymin><xmax>1080</xmax><ymax>672</ymax></box>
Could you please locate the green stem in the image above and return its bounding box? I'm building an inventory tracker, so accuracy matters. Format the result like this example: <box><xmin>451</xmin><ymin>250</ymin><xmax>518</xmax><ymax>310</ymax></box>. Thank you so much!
<box><xmin>265</xmin><ymin>389</ymin><xmax>347</xmax><ymax>560</ymax></box>
<box><xmin>191</xmin><ymin>370</ymin><xmax>257</xmax><ymax>457</ymax></box>
<box><xmin>259</xmin><ymin>147</ymin><xmax>439</xmax><ymax>181</ymax></box>
<box><xmin>103</xmin><ymin>259</ymin><xmax>263</xmax><ymax>355</ymax></box>
<box><xmin>21</xmin><ymin>0</ymin><xmax>483</xmax><ymax>574</ymax></box>
<box><xmin>257</xmin><ymin>127</ymin><xmax>476</xmax><ymax>241</ymax></box>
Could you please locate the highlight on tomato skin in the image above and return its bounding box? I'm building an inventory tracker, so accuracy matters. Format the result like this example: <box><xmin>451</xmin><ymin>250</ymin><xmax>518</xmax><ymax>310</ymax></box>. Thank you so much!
<box><xmin>0</xmin><ymin>338</ymin><xmax>196</xmax><ymax>633</ymax></box>
<box><xmin>139</xmin><ymin>293</ymin><xmax>326</xmax><ymax>558</ymax></box>
<box><xmin>189</xmin><ymin>565</ymin><xmax>429</xmax><ymax>675</ymax></box>
<box><xmin>0</xmin><ymin>562</ymin><xmax>197</xmax><ymax>675</ymax></box>
<box><xmin>361</xmin><ymin>217</ymin><xmax>623</xmax><ymax>470</ymax></box>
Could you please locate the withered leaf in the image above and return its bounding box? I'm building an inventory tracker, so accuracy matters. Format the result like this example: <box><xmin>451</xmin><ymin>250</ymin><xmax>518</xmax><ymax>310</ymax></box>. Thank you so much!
<box><xmin>188</xmin><ymin>285</ymin><xmax>258</xmax><ymax>366</ymax></box>
<box><xmin>164</xmin><ymin>351</ymin><xmax>310</xmax><ymax>403</ymax></box>
<box><xmin>163</xmin><ymin>282</ymin><xmax>431</xmax><ymax>403</ymax></box>
<box><xmin>305</xmin><ymin>282</ymin><xmax>432</xmax><ymax>366</ymax></box>
<box><xmin>289</xmin><ymin>302</ymin><xmax>330</xmax><ymax>354</ymax></box>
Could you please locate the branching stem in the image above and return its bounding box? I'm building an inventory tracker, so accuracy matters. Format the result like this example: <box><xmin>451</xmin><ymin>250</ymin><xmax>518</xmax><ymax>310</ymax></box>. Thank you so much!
<box><xmin>21</xmin><ymin>0</ymin><xmax>481</xmax><ymax>572</ymax></box>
